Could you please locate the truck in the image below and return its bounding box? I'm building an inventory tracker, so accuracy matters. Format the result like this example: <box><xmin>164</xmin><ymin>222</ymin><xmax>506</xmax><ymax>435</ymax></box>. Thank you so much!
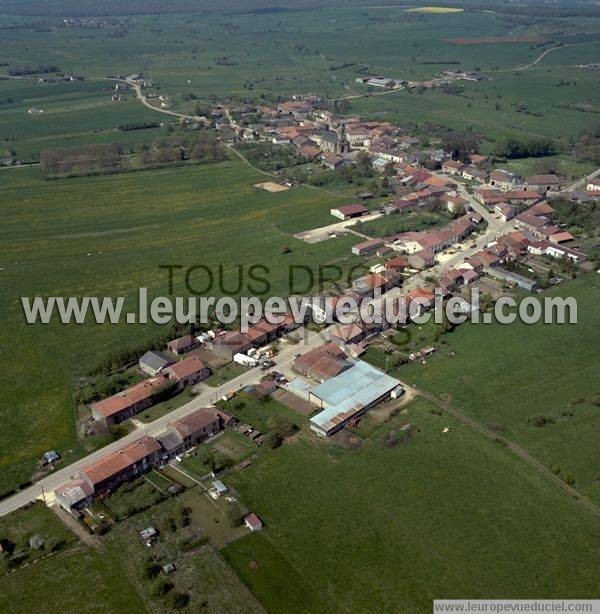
<box><xmin>233</xmin><ymin>353</ymin><xmax>258</xmax><ymax>367</ymax></box>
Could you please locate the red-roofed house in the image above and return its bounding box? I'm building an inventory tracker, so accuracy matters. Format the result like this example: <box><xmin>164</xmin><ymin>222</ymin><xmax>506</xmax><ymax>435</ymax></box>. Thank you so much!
<box><xmin>80</xmin><ymin>436</ymin><xmax>162</xmax><ymax>495</ymax></box>
<box><xmin>91</xmin><ymin>376</ymin><xmax>169</xmax><ymax>426</ymax></box>
<box><xmin>166</xmin><ymin>334</ymin><xmax>198</xmax><ymax>355</ymax></box>
<box><xmin>165</xmin><ymin>356</ymin><xmax>210</xmax><ymax>389</ymax></box>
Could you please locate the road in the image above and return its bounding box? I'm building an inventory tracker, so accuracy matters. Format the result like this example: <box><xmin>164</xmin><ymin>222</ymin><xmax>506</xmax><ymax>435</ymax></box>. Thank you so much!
<box><xmin>498</xmin><ymin>39</ymin><xmax>600</xmax><ymax>73</ymax></box>
<box><xmin>561</xmin><ymin>166</ymin><xmax>600</xmax><ymax>193</ymax></box>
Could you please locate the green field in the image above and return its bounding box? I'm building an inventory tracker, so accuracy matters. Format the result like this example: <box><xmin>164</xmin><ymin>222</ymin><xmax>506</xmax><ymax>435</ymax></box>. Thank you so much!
<box><xmin>0</xmin><ymin>158</ymin><xmax>354</xmax><ymax>496</ymax></box>
<box><xmin>1</xmin><ymin>7</ymin><xmax>600</xmax><ymax>159</ymax></box>
<box><xmin>223</xmin><ymin>398</ymin><xmax>600</xmax><ymax>612</ymax></box>
<box><xmin>395</xmin><ymin>275</ymin><xmax>600</xmax><ymax>504</ymax></box>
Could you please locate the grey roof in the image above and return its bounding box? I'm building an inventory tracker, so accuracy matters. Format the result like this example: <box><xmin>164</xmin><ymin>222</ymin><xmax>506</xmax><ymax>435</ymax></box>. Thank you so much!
<box><xmin>139</xmin><ymin>351</ymin><xmax>173</xmax><ymax>371</ymax></box>
<box><xmin>155</xmin><ymin>428</ymin><xmax>184</xmax><ymax>452</ymax></box>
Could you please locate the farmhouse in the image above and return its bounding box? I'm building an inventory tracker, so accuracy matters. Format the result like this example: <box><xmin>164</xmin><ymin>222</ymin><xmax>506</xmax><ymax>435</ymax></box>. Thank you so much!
<box><xmin>308</xmin><ymin>359</ymin><xmax>402</xmax><ymax>437</ymax></box>
<box><xmin>244</xmin><ymin>513</ymin><xmax>263</xmax><ymax>532</ymax></box>
<box><xmin>330</xmin><ymin>203</ymin><xmax>368</xmax><ymax>220</ymax></box>
<box><xmin>407</xmin><ymin>248</ymin><xmax>436</xmax><ymax>270</ymax></box>
<box><xmin>321</xmin><ymin>152</ymin><xmax>346</xmax><ymax>170</ymax></box>
<box><xmin>330</xmin><ymin>323</ymin><xmax>365</xmax><ymax>348</ymax></box>
<box><xmin>90</xmin><ymin>375</ymin><xmax>169</xmax><ymax>426</ymax></box>
<box><xmin>495</xmin><ymin>203</ymin><xmax>516</xmax><ymax>222</ymax></box>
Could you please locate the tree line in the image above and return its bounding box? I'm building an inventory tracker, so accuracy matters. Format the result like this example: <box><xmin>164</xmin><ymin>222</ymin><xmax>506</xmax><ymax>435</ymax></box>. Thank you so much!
<box><xmin>40</xmin><ymin>143</ymin><xmax>125</xmax><ymax>176</ymax></box>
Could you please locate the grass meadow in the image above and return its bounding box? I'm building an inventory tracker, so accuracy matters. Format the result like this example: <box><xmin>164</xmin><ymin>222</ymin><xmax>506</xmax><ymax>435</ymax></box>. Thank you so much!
<box><xmin>223</xmin><ymin>398</ymin><xmax>600</xmax><ymax>612</ymax></box>
<box><xmin>397</xmin><ymin>276</ymin><xmax>600</xmax><ymax>504</ymax></box>
<box><xmin>0</xmin><ymin>157</ymin><xmax>354</xmax><ymax>495</ymax></box>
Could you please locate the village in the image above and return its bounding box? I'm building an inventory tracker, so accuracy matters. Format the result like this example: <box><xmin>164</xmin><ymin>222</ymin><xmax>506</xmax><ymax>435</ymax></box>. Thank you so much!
<box><xmin>2</xmin><ymin>83</ymin><xmax>598</xmax><ymax>532</ymax></box>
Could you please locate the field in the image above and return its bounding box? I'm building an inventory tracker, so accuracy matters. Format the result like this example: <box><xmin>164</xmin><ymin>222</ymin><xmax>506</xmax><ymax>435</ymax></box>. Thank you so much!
<box><xmin>0</xmin><ymin>502</ymin><xmax>146</xmax><ymax>613</ymax></box>
<box><xmin>1</xmin><ymin>7</ymin><xmax>600</xmax><ymax>159</ymax></box>
<box><xmin>223</xmin><ymin>397</ymin><xmax>600</xmax><ymax>612</ymax></box>
<box><xmin>396</xmin><ymin>275</ymin><xmax>600</xmax><ymax>505</ymax></box>
<box><xmin>0</xmin><ymin>158</ymin><xmax>355</xmax><ymax>496</ymax></box>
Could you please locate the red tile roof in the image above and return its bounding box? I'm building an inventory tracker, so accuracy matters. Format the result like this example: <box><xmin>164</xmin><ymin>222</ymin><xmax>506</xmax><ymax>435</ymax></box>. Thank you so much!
<box><xmin>170</xmin><ymin>407</ymin><xmax>220</xmax><ymax>438</ymax></box>
<box><xmin>166</xmin><ymin>356</ymin><xmax>206</xmax><ymax>381</ymax></box>
<box><xmin>81</xmin><ymin>436</ymin><xmax>161</xmax><ymax>487</ymax></box>
<box><xmin>91</xmin><ymin>376</ymin><xmax>168</xmax><ymax>419</ymax></box>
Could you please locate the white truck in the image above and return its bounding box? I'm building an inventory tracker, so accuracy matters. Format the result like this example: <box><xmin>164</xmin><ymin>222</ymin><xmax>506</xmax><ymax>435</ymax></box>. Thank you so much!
<box><xmin>233</xmin><ymin>353</ymin><xmax>258</xmax><ymax>367</ymax></box>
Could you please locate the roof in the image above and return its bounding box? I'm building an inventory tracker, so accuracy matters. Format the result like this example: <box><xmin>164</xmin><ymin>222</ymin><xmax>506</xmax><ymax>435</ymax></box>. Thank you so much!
<box><xmin>166</xmin><ymin>356</ymin><xmax>206</xmax><ymax>381</ymax></box>
<box><xmin>245</xmin><ymin>513</ymin><xmax>262</xmax><ymax>529</ymax></box>
<box><xmin>529</xmin><ymin>202</ymin><xmax>555</xmax><ymax>217</ymax></box>
<box><xmin>54</xmin><ymin>479</ymin><xmax>93</xmax><ymax>506</ymax></box>
<box><xmin>310</xmin><ymin>360</ymin><xmax>401</xmax><ymax>431</ymax></box>
<box><xmin>549</xmin><ymin>231</ymin><xmax>574</xmax><ymax>243</ymax></box>
<box><xmin>167</xmin><ymin>334</ymin><xmax>196</xmax><ymax>351</ymax></box>
<box><xmin>527</xmin><ymin>174</ymin><xmax>560</xmax><ymax>185</ymax></box>
<box><xmin>333</xmin><ymin>203</ymin><xmax>368</xmax><ymax>216</ymax></box>
<box><xmin>443</xmin><ymin>160</ymin><xmax>465</xmax><ymax>170</ymax></box>
<box><xmin>293</xmin><ymin>343</ymin><xmax>351</xmax><ymax>380</ymax></box>
<box><xmin>91</xmin><ymin>376</ymin><xmax>168</xmax><ymax>419</ymax></box>
<box><xmin>155</xmin><ymin>428</ymin><xmax>184</xmax><ymax>452</ymax></box>
<box><xmin>353</xmin><ymin>238</ymin><xmax>384</xmax><ymax>252</ymax></box>
<box><xmin>139</xmin><ymin>351</ymin><xmax>173</xmax><ymax>372</ymax></box>
<box><xmin>331</xmin><ymin>323</ymin><xmax>364</xmax><ymax>342</ymax></box>
<box><xmin>81</xmin><ymin>436</ymin><xmax>161</xmax><ymax>487</ymax></box>
<box><xmin>170</xmin><ymin>407</ymin><xmax>220</xmax><ymax>438</ymax></box>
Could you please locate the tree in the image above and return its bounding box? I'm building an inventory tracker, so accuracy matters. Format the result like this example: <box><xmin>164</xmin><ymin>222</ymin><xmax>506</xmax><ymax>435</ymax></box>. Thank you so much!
<box><xmin>441</xmin><ymin>130</ymin><xmax>480</xmax><ymax>162</ymax></box>
<box><xmin>267</xmin><ymin>415</ymin><xmax>296</xmax><ymax>439</ymax></box>
<box><xmin>170</xmin><ymin>592</ymin><xmax>191</xmax><ymax>609</ymax></box>
<box><xmin>262</xmin><ymin>431</ymin><xmax>282</xmax><ymax>449</ymax></box>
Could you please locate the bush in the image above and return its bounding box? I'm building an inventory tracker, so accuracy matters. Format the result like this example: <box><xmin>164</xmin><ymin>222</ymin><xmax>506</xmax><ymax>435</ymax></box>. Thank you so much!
<box><xmin>171</xmin><ymin>592</ymin><xmax>191</xmax><ymax>609</ymax></box>
<box><xmin>262</xmin><ymin>431</ymin><xmax>282</xmax><ymax>449</ymax></box>
<box><xmin>152</xmin><ymin>579</ymin><xmax>174</xmax><ymax>598</ymax></box>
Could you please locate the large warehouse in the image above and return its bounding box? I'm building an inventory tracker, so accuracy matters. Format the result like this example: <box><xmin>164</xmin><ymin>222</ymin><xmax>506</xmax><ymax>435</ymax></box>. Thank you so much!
<box><xmin>308</xmin><ymin>360</ymin><xmax>403</xmax><ymax>437</ymax></box>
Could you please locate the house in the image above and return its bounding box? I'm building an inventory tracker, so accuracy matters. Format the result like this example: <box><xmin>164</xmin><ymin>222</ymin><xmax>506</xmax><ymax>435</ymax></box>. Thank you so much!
<box><xmin>586</xmin><ymin>180</ymin><xmax>600</xmax><ymax>192</ymax></box>
<box><xmin>490</xmin><ymin>169</ymin><xmax>520</xmax><ymax>190</ymax></box>
<box><xmin>210</xmin><ymin>330</ymin><xmax>253</xmax><ymax>360</ymax></box>
<box><xmin>459</xmin><ymin>268</ymin><xmax>479</xmax><ymax>285</ymax></box>
<box><xmin>298</xmin><ymin>142</ymin><xmax>322</xmax><ymax>159</ymax></box>
<box><xmin>155</xmin><ymin>428</ymin><xmax>185</xmax><ymax>459</ymax></box>
<box><xmin>443</xmin><ymin>194</ymin><xmax>469</xmax><ymax>214</ymax></box>
<box><xmin>330</xmin><ymin>323</ymin><xmax>365</xmax><ymax>348</ymax></box>
<box><xmin>352</xmin><ymin>270</ymin><xmax>399</xmax><ymax>296</ymax></box>
<box><xmin>90</xmin><ymin>376</ymin><xmax>169</xmax><ymax>426</ymax></box>
<box><xmin>351</xmin><ymin>238</ymin><xmax>384</xmax><ymax>256</ymax></box>
<box><xmin>469</xmin><ymin>154</ymin><xmax>488</xmax><ymax>166</ymax></box>
<box><xmin>54</xmin><ymin>479</ymin><xmax>94</xmax><ymax>516</ymax></box>
<box><xmin>494</xmin><ymin>203</ymin><xmax>516</xmax><ymax>222</ymax></box>
<box><xmin>321</xmin><ymin>152</ymin><xmax>345</xmax><ymax>170</ymax></box>
<box><xmin>170</xmin><ymin>407</ymin><xmax>223</xmax><ymax>447</ymax></box>
<box><xmin>462</xmin><ymin>167</ymin><xmax>489</xmax><ymax>183</ymax></box>
<box><xmin>385</xmin><ymin>255</ymin><xmax>409</xmax><ymax>272</ymax></box>
<box><xmin>442</xmin><ymin>160</ymin><xmax>465</xmax><ymax>176</ymax></box>
<box><xmin>549</xmin><ymin>231</ymin><xmax>574</xmax><ymax>244</ymax></box>
<box><xmin>244</xmin><ymin>513</ymin><xmax>263</xmax><ymax>532</ymax></box>
<box><xmin>165</xmin><ymin>356</ymin><xmax>211</xmax><ymax>389</ymax></box>
<box><xmin>406</xmin><ymin>248</ymin><xmax>436</xmax><ymax>270</ymax></box>
<box><xmin>330</xmin><ymin>203</ymin><xmax>368</xmax><ymax>220</ymax></box>
<box><xmin>372</xmin><ymin>157</ymin><xmax>392</xmax><ymax>172</ymax></box>
<box><xmin>293</xmin><ymin>343</ymin><xmax>352</xmax><ymax>382</ymax></box>
<box><xmin>407</xmin><ymin>288</ymin><xmax>436</xmax><ymax>312</ymax></box>
<box><xmin>139</xmin><ymin>351</ymin><xmax>174</xmax><ymax>376</ymax></box>
<box><xmin>506</xmin><ymin>190</ymin><xmax>541</xmax><ymax>206</ymax></box>
<box><xmin>166</xmin><ymin>334</ymin><xmax>198</xmax><ymax>355</ymax></box>
<box><xmin>526</xmin><ymin>174</ymin><xmax>561</xmax><ymax>193</ymax></box>
<box><xmin>79</xmin><ymin>436</ymin><xmax>162</xmax><ymax>496</ymax></box>
<box><xmin>256</xmin><ymin>379</ymin><xmax>277</xmax><ymax>398</ymax></box>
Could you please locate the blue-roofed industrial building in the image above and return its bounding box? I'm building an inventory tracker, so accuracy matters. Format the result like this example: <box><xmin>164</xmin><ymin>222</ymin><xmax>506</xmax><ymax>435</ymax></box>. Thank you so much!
<box><xmin>308</xmin><ymin>360</ymin><xmax>403</xmax><ymax>437</ymax></box>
